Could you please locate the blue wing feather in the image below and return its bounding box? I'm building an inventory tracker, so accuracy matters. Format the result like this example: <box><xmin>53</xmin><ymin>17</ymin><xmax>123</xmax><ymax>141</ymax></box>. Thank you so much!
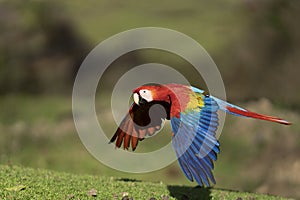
<box><xmin>185</xmin><ymin>139</ymin><xmax>216</xmax><ymax>183</ymax></box>
<box><xmin>171</xmin><ymin>95</ymin><xmax>220</xmax><ymax>187</ymax></box>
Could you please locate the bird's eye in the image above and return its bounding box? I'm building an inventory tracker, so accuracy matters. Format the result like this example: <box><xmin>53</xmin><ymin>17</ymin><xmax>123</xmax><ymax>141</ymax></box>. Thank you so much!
<box><xmin>143</xmin><ymin>90</ymin><xmax>146</xmax><ymax>93</ymax></box>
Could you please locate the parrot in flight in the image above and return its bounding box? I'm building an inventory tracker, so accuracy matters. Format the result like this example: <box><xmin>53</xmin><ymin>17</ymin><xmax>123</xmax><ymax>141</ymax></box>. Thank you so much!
<box><xmin>110</xmin><ymin>83</ymin><xmax>291</xmax><ymax>187</ymax></box>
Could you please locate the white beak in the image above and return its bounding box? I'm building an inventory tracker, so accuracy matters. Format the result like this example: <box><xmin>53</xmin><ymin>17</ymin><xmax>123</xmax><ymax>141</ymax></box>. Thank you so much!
<box><xmin>133</xmin><ymin>93</ymin><xmax>139</xmax><ymax>105</ymax></box>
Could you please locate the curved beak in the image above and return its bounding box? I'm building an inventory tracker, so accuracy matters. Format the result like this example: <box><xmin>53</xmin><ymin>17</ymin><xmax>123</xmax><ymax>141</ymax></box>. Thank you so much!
<box><xmin>133</xmin><ymin>93</ymin><xmax>140</xmax><ymax>105</ymax></box>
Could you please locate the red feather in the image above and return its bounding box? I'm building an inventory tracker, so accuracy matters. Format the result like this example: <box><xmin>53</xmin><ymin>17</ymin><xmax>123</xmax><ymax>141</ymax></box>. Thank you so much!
<box><xmin>226</xmin><ymin>106</ymin><xmax>291</xmax><ymax>125</ymax></box>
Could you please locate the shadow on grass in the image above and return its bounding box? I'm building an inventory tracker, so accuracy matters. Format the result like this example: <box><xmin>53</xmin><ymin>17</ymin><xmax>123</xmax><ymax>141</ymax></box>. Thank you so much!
<box><xmin>167</xmin><ymin>185</ymin><xmax>212</xmax><ymax>200</ymax></box>
<box><xmin>116</xmin><ymin>178</ymin><xmax>142</xmax><ymax>182</ymax></box>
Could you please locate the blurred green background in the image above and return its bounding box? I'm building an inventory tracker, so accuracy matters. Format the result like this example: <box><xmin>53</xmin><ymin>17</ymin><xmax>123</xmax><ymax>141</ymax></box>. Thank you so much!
<box><xmin>0</xmin><ymin>0</ymin><xmax>299</xmax><ymax>199</ymax></box>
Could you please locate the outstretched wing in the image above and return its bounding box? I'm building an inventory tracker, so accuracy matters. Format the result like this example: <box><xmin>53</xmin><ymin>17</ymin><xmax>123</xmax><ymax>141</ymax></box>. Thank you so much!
<box><xmin>110</xmin><ymin>101</ymin><xmax>170</xmax><ymax>151</ymax></box>
<box><xmin>171</xmin><ymin>93</ymin><xmax>220</xmax><ymax>187</ymax></box>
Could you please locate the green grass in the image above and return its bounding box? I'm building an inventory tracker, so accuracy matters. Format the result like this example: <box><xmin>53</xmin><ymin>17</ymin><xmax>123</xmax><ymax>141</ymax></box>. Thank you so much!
<box><xmin>0</xmin><ymin>95</ymin><xmax>299</xmax><ymax>199</ymax></box>
<box><xmin>0</xmin><ymin>165</ymin><xmax>291</xmax><ymax>200</ymax></box>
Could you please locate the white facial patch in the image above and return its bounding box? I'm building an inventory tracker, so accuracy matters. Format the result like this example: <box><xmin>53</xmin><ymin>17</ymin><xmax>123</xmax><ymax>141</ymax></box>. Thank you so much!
<box><xmin>139</xmin><ymin>89</ymin><xmax>153</xmax><ymax>102</ymax></box>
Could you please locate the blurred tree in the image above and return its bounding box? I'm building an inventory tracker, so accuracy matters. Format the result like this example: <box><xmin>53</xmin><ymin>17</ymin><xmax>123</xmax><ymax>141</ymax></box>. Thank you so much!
<box><xmin>219</xmin><ymin>0</ymin><xmax>300</xmax><ymax>109</ymax></box>
<box><xmin>0</xmin><ymin>1</ymin><xmax>89</xmax><ymax>95</ymax></box>
<box><xmin>1</xmin><ymin>0</ymin><xmax>299</xmax><ymax>109</ymax></box>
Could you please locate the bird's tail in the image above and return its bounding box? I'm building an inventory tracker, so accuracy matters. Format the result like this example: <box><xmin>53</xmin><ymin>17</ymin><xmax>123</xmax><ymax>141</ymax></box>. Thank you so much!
<box><xmin>211</xmin><ymin>97</ymin><xmax>291</xmax><ymax>125</ymax></box>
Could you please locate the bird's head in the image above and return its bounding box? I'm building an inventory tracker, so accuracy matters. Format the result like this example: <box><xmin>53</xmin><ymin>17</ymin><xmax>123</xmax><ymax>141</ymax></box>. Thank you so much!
<box><xmin>132</xmin><ymin>84</ymin><xmax>171</xmax><ymax>105</ymax></box>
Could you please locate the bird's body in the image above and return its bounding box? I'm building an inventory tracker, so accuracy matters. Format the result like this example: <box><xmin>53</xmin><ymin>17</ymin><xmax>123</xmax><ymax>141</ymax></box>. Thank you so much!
<box><xmin>110</xmin><ymin>83</ymin><xmax>290</xmax><ymax>187</ymax></box>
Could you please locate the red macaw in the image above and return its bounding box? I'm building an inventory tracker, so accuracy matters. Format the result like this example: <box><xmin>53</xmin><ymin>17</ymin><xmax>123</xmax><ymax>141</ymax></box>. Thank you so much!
<box><xmin>110</xmin><ymin>83</ymin><xmax>291</xmax><ymax>187</ymax></box>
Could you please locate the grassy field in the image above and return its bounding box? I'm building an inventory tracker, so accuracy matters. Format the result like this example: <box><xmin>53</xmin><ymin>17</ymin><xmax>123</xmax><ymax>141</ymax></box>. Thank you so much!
<box><xmin>0</xmin><ymin>95</ymin><xmax>299</xmax><ymax>199</ymax></box>
<box><xmin>0</xmin><ymin>165</ymin><xmax>292</xmax><ymax>200</ymax></box>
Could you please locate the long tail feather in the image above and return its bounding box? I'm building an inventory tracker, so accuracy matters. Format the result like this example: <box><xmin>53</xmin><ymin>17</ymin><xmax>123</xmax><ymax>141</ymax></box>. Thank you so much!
<box><xmin>225</xmin><ymin>105</ymin><xmax>291</xmax><ymax>125</ymax></box>
<box><xmin>211</xmin><ymin>97</ymin><xmax>291</xmax><ymax>125</ymax></box>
